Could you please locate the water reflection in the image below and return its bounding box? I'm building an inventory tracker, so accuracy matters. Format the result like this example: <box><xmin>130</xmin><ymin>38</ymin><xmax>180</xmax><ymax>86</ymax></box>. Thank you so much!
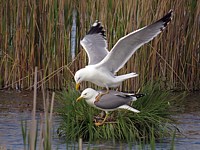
<box><xmin>0</xmin><ymin>112</ymin><xmax>65</xmax><ymax>149</ymax></box>
<box><xmin>173</xmin><ymin>92</ymin><xmax>200</xmax><ymax>150</ymax></box>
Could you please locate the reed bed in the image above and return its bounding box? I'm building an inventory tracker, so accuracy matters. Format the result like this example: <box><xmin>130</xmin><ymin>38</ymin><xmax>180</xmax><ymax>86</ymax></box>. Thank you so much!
<box><xmin>0</xmin><ymin>0</ymin><xmax>199</xmax><ymax>91</ymax></box>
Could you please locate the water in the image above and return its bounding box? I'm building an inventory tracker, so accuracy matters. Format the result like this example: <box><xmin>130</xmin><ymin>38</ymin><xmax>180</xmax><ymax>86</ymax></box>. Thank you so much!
<box><xmin>0</xmin><ymin>91</ymin><xmax>200</xmax><ymax>149</ymax></box>
<box><xmin>0</xmin><ymin>112</ymin><xmax>66</xmax><ymax>149</ymax></box>
<box><xmin>174</xmin><ymin>113</ymin><xmax>200</xmax><ymax>150</ymax></box>
<box><xmin>172</xmin><ymin>93</ymin><xmax>200</xmax><ymax>150</ymax></box>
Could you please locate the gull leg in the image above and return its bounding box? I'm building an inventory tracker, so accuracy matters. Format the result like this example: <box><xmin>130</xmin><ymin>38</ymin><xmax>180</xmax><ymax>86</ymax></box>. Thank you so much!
<box><xmin>95</xmin><ymin>113</ymin><xmax>108</xmax><ymax>126</ymax></box>
<box><xmin>95</xmin><ymin>88</ymin><xmax>109</xmax><ymax>102</ymax></box>
<box><xmin>93</xmin><ymin>111</ymin><xmax>106</xmax><ymax>122</ymax></box>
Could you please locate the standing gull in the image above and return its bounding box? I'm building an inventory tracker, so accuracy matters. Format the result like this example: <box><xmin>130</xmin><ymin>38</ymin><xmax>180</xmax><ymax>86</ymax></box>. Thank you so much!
<box><xmin>76</xmin><ymin>88</ymin><xmax>145</xmax><ymax>126</ymax></box>
<box><xmin>75</xmin><ymin>10</ymin><xmax>173</xmax><ymax>100</ymax></box>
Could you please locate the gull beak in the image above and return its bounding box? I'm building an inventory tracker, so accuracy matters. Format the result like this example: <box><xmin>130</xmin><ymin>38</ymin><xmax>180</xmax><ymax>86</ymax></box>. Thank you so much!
<box><xmin>76</xmin><ymin>83</ymin><xmax>80</xmax><ymax>91</ymax></box>
<box><xmin>76</xmin><ymin>96</ymin><xmax>83</xmax><ymax>102</ymax></box>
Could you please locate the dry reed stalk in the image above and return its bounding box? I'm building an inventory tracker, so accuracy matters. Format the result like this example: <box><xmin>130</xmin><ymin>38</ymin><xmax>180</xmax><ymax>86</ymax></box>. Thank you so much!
<box><xmin>30</xmin><ymin>67</ymin><xmax>37</xmax><ymax>150</ymax></box>
<box><xmin>0</xmin><ymin>0</ymin><xmax>199</xmax><ymax>91</ymax></box>
<box><xmin>49</xmin><ymin>92</ymin><xmax>55</xmax><ymax>122</ymax></box>
<box><xmin>38</xmin><ymin>114</ymin><xmax>44</xmax><ymax>150</ymax></box>
<box><xmin>21</xmin><ymin>67</ymin><xmax>55</xmax><ymax>149</ymax></box>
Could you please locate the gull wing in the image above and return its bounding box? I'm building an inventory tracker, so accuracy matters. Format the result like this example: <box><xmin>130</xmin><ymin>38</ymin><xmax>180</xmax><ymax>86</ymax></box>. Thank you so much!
<box><xmin>95</xmin><ymin>91</ymin><xmax>133</xmax><ymax>109</ymax></box>
<box><xmin>96</xmin><ymin>10</ymin><xmax>173</xmax><ymax>73</ymax></box>
<box><xmin>95</xmin><ymin>90</ymin><xmax>144</xmax><ymax>109</ymax></box>
<box><xmin>115</xmin><ymin>92</ymin><xmax>145</xmax><ymax>99</ymax></box>
<box><xmin>80</xmin><ymin>21</ymin><xmax>109</xmax><ymax>65</ymax></box>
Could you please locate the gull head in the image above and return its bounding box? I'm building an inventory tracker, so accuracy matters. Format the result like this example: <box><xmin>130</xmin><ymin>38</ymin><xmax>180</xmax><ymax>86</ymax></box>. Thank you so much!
<box><xmin>74</xmin><ymin>68</ymin><xmax>88</xmax><ymax>90</ymax></box>
<box><xmin>76</xmin><ymin>88</ymin><xmax>98</xmax><ymax>102</ymax></box>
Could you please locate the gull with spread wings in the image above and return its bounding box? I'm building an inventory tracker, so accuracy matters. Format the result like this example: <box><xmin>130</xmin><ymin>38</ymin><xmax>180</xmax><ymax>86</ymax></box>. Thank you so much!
<box><xmin>74</xmin><ymin>10</ymin><xmax>173</xmax><ymax>101</ymax></box>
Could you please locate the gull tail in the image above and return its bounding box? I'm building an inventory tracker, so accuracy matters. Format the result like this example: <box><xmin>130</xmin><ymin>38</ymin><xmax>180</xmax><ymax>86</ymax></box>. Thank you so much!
<box><xmin>117</xmin><ymin>72</ymin><xmax>138</xmax><ymax>82</ymax></box>
<box><xmin>119</xmin><ymin>105</ymin><xmax>140</xmax><ymax>113</ymax></box>
<box><xmin>115</xmin><ymin>93</ymin><xmax>145</xmax><ymax>102</ymax></box>
<box><xmin>131</xmin><ymin>93</ymin><xmax>146</xmax><ymax>101</ymax></box>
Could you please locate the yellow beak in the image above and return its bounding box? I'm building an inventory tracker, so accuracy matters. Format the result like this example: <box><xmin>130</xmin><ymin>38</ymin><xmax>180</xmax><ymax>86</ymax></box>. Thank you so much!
<box><xmin>76</xmin><ymin>83</ymin><xmax>80</xmax><ymax>91</ymax></box>
<box><xmin>76</xmin><ymin>96</ymin><xmax>83</xmax><ymax>102</ymax></box>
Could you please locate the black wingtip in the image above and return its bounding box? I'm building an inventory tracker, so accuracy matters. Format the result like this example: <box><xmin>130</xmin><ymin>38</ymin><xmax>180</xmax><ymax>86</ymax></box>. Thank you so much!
<box><xmin>87</xmin><ymin>20</ymin><xmax>106</xmax><ymax>39</ymax></box>
<box><xmin>162</xmin><ymin>9</ymin><xmax>173</xmax><ymax>27</ymax></box>
<box><xmin>134</xmin><ymin>93</ymin><xmax>146</xmax><ymax>99</ymax></box>
<box><xmin>157</xmin><ymin>9</ymin><xmax>173</xmax><ymax>31</ymax></box>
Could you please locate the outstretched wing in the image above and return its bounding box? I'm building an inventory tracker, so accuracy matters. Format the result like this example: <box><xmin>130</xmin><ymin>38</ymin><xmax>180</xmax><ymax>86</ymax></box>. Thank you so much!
<box><xmin>80</xmin><ymin>21</ymin><xmax>109</xmax><ymax>65</ymax></box>
<box><xmin>96</xmin><ymin>10</ymin><xmax>173</xmax><ymax>73</ymax></box>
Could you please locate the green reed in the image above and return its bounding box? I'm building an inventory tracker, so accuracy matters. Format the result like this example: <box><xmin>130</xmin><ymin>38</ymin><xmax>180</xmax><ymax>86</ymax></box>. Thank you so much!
<box><xmin>0</xmin><ymin>0</ymin><xmax>199</xmax><ymax>91</ymax></box>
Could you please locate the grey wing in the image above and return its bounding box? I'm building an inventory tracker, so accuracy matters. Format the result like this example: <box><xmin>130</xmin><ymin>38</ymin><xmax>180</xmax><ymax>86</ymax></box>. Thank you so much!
<box><xmin>80</xmin><ymin>21</ymin><xmax>109</xmax><ymax>65</ymax></box>
<box><xmin>115</xmin><ymin>92</ymin><xmax>145</xmax><ymax>99</ymax></box>
<box><xmin>96</xmin><ymin>10</ymin><xmax>173</xmax><ymax>73</ymax></box>
<box><xmin>95</xmin><ymin>90</ymin><xmax>133</xmax><ymax>109</ymax></box>
<box><xmin>114</xmin><ymin>92</ymin><xmax>145</xmax><ymax>102</ymax></box>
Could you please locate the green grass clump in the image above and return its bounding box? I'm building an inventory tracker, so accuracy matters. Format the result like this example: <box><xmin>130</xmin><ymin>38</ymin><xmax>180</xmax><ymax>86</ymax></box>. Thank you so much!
<box><xmin>56</xmin><ymin>83</ymin><xmax>180</xmax><ymax>142</ymax></box>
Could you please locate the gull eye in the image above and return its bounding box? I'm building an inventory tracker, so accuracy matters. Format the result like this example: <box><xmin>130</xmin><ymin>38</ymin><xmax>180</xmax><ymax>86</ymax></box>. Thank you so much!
<box><xmin>84</xmin><ymin>93</ymin><xmax>87</xmax><ymax>96</ymax></box>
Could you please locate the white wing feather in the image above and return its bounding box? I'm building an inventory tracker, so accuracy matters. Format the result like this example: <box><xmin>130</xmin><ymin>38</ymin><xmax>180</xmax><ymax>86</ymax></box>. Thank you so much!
<box><xmin>96</xmin><ymin>10</ymin><xmax>173</xmax><ymax>73</ymax></box>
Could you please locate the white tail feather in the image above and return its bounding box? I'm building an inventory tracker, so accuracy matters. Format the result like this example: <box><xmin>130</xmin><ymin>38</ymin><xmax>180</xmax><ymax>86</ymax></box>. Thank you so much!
<box><xmin>117</xmin><ymin>72</ymin><xmax>138</xmax><ymax>81</ymax></box>
<box><xmin>119</xmin><ymin>105</ymin><xmax>140</xmax><ymax>113</ymax></box>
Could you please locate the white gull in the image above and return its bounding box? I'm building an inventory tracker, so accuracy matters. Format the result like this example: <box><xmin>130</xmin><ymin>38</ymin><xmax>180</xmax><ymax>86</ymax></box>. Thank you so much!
<box><xmin>75</xmin><ymin>10</ymin><xmax>173</xmax><ymax>98</ymax></box>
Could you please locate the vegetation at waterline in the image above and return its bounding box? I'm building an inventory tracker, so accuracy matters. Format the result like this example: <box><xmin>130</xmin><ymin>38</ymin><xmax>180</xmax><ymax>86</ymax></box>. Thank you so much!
<box><xmin>56</xmin><ymin>82</ymin><xmax>184</xmax><ymax>141</ymax></box>
<box><xmin>0</xmin><ymin>0</ymin><xmax>199</xmax><ymax>91</ymax></box>
<box><xmin>21</xmin><ymin>67</ymin><xmax>55</xmax><ymax>150</ymax></box>
<box><xmin>16</xmin><ymin>71</ymin><xmax>181</xmax><ymax>149</ymax></box>
<box><xmin>13</xmin><ymin>79</ymin><xmax>182</xmax><ymax>149</ymax></box>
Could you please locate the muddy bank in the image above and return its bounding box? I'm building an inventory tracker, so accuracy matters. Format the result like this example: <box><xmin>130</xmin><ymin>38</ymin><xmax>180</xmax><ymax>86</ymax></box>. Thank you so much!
<box><xmin>0</xmin><ymin>90</ymin><xmax>45</xmax><ymax>112</ymax></box>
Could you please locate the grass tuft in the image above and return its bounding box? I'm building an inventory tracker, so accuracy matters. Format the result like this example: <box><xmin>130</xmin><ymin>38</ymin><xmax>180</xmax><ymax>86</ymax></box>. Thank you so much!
<box><xmin>56</xmin><ymin>82</ymin><xmax>182</xmax><ymax>141</ymax></box>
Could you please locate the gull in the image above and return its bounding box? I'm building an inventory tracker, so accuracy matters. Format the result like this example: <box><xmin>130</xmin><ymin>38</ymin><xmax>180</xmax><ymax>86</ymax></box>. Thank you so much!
<box><xmin>75</xmin><ymin>10</ymin><xmax>173</xmax><ymax>100</ymax></box>
<box><xmin>76</xmin><ymin>88</ymin><xmax>145</xmax><ymax>126</ymax></box>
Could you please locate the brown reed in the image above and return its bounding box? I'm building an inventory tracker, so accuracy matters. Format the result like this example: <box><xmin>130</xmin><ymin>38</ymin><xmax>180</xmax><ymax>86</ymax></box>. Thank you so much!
<box><xmin>0</xmin><ymin>0</ymin><xmax>199</xmax><ymax>91</ymax></box>
<box><xmin>21</xmin><ymin>67</ymin><xmax>55</xmax><ymax>149</ymax></box>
